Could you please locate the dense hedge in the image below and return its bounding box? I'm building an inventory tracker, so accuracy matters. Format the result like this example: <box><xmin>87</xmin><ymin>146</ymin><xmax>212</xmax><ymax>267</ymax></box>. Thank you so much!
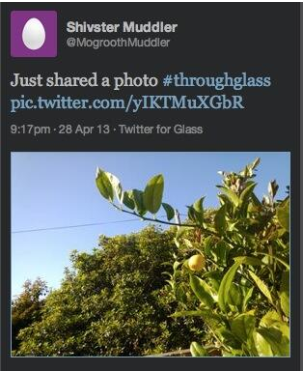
<box><xmin>13</xmin><ymin>226</ymin><xmax>204</xmax><ymax>356</ymax></box>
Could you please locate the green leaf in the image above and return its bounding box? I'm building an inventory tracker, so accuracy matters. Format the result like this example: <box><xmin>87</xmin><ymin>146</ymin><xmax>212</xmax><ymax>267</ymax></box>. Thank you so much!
<box><xmin>274</xmin><ymin>322</ymin><xmax>289</xmax><ymax>342</ymax></box>
<box><xmin>190</xmin><ymin>275</ymin><xmax>215</xmax><ymax>308</ymax></box>
<box><xmin>251</xmin><ymin>192</ymin><xmax>262</xmax><ymax>207</ymax></box>
<box><xmin>233</xmin><ymin>256</ymin><xmax>263</xmax><ymax>266</ymax></box>
<box><xmin>122</xmin><ymin>190</ymin><xmax>135</xmax><ymax>210</ymax></box>
<box><xmin>175</xmin><ymin>226</ymin><xmax>187</xmax><ymax>240</ymax></box>
<box><xmin>214</xmin><ymin>205</ymin><xmax>227</xmax><ymax>235</ymax></box>
<box><xmin>106</xmin><ymin>172</ymin><xmax>123</xmax><ymax>202</ymax></box>
<box><xmin>240</xmin><ymin>182</ymin><xmax>256</xmax><ymax>202</ymax></box>
<box><xmin>259</xmin><ymin>312</ymin><xmax>290</xmax><ymax>355</ymax></box>
<box><xmin>143</xmin><ymin>174</ymin><xmax>164</xmax><ymax>214</ymax></box>
<box><xmin>259</xmin><ymin>310</ymin><xmax>281</xmax><ymax>328</ymax></box>
<box><xmin>187</xmin><ymin>206</ymin><xmax>197</xmax><ymax>223</ymax></box>
<box><xmin>218</xmin><ymin>193</ymin><xmax>231</xmax><ymax>207</ymax></box>
<box><xmin>215</xmin><ymin>326</ymin><xmax>239</xmax><ymax>347</ymax></box>
<box><xmin>216</xmin><ymin>241</ymin><xmax>229</xmax><ymax>266</ymax></box>
<box><xmin>248</xmin><ymin>270</ymin><xmax>273</xmax><ymax>305</ymax></box>
<box><xmin>256</xmin><ymin>327</ymin><xmax>289</xmax><ymax>356</ymax></box>
<box><xmin>175</xmin><ymin>286</ymin><xmax>187</xmax><ymax>304</ymax></box>
<box><xmin>218</xmin><ymin>186</ymin><xmax>241</xmax><ymax>207</ymax></box>
<box><xmin>242</xmin><ymin>286</ymin><xmax>254</xmax><ymax>312</ymax></box>
<box><xmin>280</xmin><ymin>270</ymin><xmax>289</xmax><ymax>317</ymax></box>
<box><xmin>239</xmin><ymin>165</ymin><xmax>249</xmax><ymax>178</ymax></box>
<box><xmin>187</xmin><ymin>197</ymin><xmax>205</xmax><ymax>225</ymax></box>
<box><xmin>227</xmin><ymin>283</ymin><xmax>243</xmax><ymax>309</ymax></box>
<box><xmin>255</xmin><ymin>252</ymin><xmax>290</xmax><ymax>270</ymax></box>
<box><xmin>182</xmin><ymin>239</ymin><xmax>193</xmax><ymax>249</ymax></box>
<box><xmin>250</xmin><ymin>157</ymin><xmax>260</xmax><ymax>170</ymax></box>
<box><xmin>190</xmin><ymin>342</ymin><xmax>208</xmax><ymax>357</ymax></box>
<box><xmin>268</xmin><ymin>180</ymin><xmax>279</xmax><ymax>199</ymax></box>
<box><xmin>277</xmin><ymin>198</ymin><xmax>289</xmax><ymax>231</ymax></box>
<box><xmin>95</xmin><ymin>168</ymin><xmax>114</xmax><ymax>202</ymax></box>
<box><xmin>253</xmin><ymin>329</ymin><xmax>273</xmax><ymax>356</ymax></box>
<box><xmin>230</xmin><ymin>313</ymin><xmax>256</xmax><ymax>342</ymax></box>
<box><xmin>193</xmin><ymin>197</ymin><xmax>204</xmax><ymax>213</ymax></box>
<box><xmin>201</xmin><ymin>310</ymin><xmax>223</xmax><ymax>330</ymax></box>
<box><xmin>204</xmin><ymin>236</ymin><xmax>214</xmax><ymax>257</ymax></box>
<box><xmin>162</xmin><ymin>203</ymin><xmax>175</xmax><ymax>221</ymax></box>
<box><xmin>222</xmin><ymin>349</ymin><xmax>243</xmax><ymax>357</ymax></box>
<box><xmin>218</xmin><ymin>261</ymin><xmax>241</xmax><ymax>312</ymax></box>
<box><xmin>131</xmin><ymin>189</ymin><xmax>147</xmax><ymax>216</ymax></box>
<box><xmin>171</xmin><ymin>309</ymin><xmax>222</xmax><ymax>330</ymax></box>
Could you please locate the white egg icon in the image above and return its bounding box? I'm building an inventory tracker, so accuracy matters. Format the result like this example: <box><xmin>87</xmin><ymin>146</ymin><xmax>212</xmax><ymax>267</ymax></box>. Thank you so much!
<box><xmin>22</xmin><ymin>18</ymin><xmax>46</xmax><ymax>50</ymax></box>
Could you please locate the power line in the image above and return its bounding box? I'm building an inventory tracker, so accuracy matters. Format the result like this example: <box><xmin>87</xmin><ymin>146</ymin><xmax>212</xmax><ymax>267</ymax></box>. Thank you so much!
<box><xmin>12</xmin><ymin>213</ymin><xmax>189</xmax><ymax>235</ymax></box>
<box><xmin>12</xmin><ymin>218</ymin><xmax>141</xmax><ymax>234</ymax></box>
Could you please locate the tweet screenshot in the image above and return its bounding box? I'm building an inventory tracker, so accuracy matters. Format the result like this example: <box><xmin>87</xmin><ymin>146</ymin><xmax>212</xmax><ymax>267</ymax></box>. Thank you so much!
<box><xmin>0</xmin><ymin>2</ymin><xmax>302</xmax><ymax>371</ymax></box>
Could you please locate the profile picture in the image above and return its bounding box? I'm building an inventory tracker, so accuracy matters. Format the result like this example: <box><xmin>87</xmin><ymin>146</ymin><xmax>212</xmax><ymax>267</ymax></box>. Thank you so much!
<box><xmin>10</xmin><ymin>10</ymin><xmax>57</xmax><ymax>58</ymax></box>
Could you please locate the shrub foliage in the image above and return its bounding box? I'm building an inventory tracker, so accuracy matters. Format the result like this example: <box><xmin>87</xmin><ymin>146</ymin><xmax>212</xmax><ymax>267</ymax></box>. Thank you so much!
<box><xmin>95</xmin><ymin>158</ymin><xmax>290</xmax><ymax>357</ymax></box>
<box><xmin>13</xmin><ymin>227</ymin><xmax>204</xmax><ymax>356</ymax></box>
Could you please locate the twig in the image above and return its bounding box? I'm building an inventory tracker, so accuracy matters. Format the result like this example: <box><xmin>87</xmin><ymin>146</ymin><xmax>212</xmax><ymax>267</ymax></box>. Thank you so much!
<box><xmin>112</xmin><ymin>203</ymin><xmax>197</xmax><ymax>228</ymax></box>
<box><xmin>110</xmin><ymin>203</ymin><xmax>219</xmax><ymax>237</ymax></box>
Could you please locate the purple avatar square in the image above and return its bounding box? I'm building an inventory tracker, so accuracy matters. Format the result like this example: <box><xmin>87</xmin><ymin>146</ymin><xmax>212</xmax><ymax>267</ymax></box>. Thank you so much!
<box><xmin>11</xmin><ymin>11</ymin><xmax>57</xmax><ymax>57</ymax></box>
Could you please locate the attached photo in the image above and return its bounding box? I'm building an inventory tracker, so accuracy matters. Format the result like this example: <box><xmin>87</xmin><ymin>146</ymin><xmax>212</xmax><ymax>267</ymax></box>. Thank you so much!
<box><xmin>11</xmin><ymin>152</ymin><xmax>290</xmax><ymax>357</ymax></box>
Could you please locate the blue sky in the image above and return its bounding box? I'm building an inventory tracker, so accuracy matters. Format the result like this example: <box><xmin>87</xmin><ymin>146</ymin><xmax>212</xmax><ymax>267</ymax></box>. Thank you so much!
<box><xmin>11</xmin><ymin>152</ymin><xmax>290</xmax><ymax>297</ymax></box>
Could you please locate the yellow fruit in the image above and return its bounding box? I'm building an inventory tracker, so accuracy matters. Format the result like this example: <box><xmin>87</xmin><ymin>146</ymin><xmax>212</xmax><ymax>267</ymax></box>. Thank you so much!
<box><xmin>188</xmin><ymin>254</ymin><xmax>205</xmax><ymax>272</ymax></box>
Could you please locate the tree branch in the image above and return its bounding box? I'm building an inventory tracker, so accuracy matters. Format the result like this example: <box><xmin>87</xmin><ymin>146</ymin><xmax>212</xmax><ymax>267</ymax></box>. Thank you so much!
<box><xmin>111</xmin><ymin>203</ymin><xmax>198</xmax><ymax>227</ymax></box>
<box><xmin>111</xmin><ymin>203</ymin><xmax>217</xmax><ymax>237</ymax></box>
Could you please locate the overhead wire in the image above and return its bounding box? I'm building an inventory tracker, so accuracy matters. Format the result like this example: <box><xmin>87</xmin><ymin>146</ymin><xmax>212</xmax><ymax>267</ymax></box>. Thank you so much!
<box><xmin>12</xmin><ymin>214</ymin><xmax>188</xmax><ymax>234</ymax></box>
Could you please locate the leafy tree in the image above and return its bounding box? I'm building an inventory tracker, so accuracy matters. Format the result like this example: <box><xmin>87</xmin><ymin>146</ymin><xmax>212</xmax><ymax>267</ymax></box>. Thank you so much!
<box><xmin>15</xmin><ymin>226</ymin><xmax>204</xmax><ymax>356</ymax></box>
<box><xmin>12</xmin><ymin>278</ymin><xmax>48</xmax><ymax>352</ymax></box>
<box><xmin>96</xmin><ymin>158</ymin><xmax>290</xmax><ymax>357</ymax></box>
